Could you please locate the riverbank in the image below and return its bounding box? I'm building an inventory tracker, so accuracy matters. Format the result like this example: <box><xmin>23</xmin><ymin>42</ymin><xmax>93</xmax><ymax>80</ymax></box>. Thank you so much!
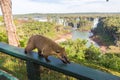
<box><xmin>54</xmin><ymin>30</ymin><xmax>107</xmax><ymax>52</ymax></box>
<box><xmin>54</xmin><ymin>32</ymin><xmax>72</xmax><ymax>43</ymax></box>
<box><xmin>90</xmin><ymin>35</ymin><xmax>107</xmax><ymax>53</ymax></box>
<box><xmin>90</xmin><ymin>32</ymin><xmax>120</xmax><ymax>53</ymax></box>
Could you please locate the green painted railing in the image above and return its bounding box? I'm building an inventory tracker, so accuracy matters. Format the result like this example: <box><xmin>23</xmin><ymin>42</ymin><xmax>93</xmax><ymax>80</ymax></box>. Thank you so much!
<box><xmin>0</xmin><ymin>70</ymin><xmax>18</xmax><ymax>80</ymax></box>
<box><xmin>0</xmin><ymin>42</ymin><xmax>120</xmax><ymax>80</ymax></box>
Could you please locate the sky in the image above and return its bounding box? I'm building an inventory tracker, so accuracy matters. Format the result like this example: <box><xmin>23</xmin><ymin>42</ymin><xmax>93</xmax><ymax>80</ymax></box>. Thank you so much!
<box><xmin>0</xmin><ymin>0</ymin><xmax>120</xmax><ymax>14</ymax></box>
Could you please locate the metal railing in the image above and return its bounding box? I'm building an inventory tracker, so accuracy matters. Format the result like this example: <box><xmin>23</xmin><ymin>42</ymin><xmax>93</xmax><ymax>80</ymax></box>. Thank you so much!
<box><xmin>0</xmin><ymin>42</ymin><xmax>120</xmax><ymax>80</ymax></box>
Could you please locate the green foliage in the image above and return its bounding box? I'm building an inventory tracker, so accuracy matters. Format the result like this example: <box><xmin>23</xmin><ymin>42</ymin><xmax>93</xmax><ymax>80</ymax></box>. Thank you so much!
<box><xmin>17</xmin><ymin>21</ymin><xmax>56</xmax><ymax>38</ymax></box>
<box><xmin>0</xmin><ymin>26</ymin><xmax>8</xmax><ymax>43</ymax></box>
<box><xmin>1</xmin><ymin>17</ymin><xmax>120</xmax><ymax>79</ymax></box>
<box><xmin>78</xmin><ymin>20</ymin><xmax>93</xmax><ymax>31</ymax></box>
<box><xmin>0</xmin><ymin>16</ymin><xmax>4</xmax><ymax>22</ymax></box>
<box><xmin>67</xmin><ymin>17</ymin><xmax>93</xmax><ymax>31</ymax></box>
<box><xmin>100</xmin><ymin>17</ymin><xmax>120</xmax><ymax>46</ymax></box>
<box><xmin>60</xmin><ymin>39</ymin><xmax>102</xmax><ymax>62</ymax></box>
<box><xmin>102</xmin><ymin>17</ymin><xmax>120</xmax><ymax>33</ymax></box>
<box><xmin>99</xmin><ymin>54</ymin><xmax>120</xmax><ymax>71</ymax></box>
<box><xmin>60</xmin><ymin>39</ymin><xmax>87</xmax><ymax>61</ymax></box>
<box><xmin>93</xmin><ymin>22</ymin><xmax>114</xmax><ymax>46</ymax></box>
<box><xmin>16</xmin><ymin>21</ymin><xmax>69</xmax><ymax>47</ymax></box>
<box><xmin>0</xmin><ymin>32</ymin><xmax>7</xmax><ymax>42</ymax></box>
<box><xmin>61</xmin><ymin>39</ymin><xmax>120</xmax><ymax>73</ymax></box>
<box><xmin>0</xmin><ymin>53</ymin><xmax>27</xmax><ymax>80</ymax></box>
<box><xmin>19</xmin><ymin>37</ymin><xmax>27</xmax><ymax>47</ymax></box>
<box><xmin>41</xmin><ymin>67</ymin><xmax>77</xmax><ymax>80</ymax></box>
<box><xmin>85</xmin><ymin>44</ymin><xmax>101</xmax><ymax>60</ymax></box>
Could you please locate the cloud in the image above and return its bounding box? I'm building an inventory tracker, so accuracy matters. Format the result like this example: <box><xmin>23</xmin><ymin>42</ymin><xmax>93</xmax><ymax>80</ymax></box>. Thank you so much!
<box><xmin>63</xmin><ymin>0</ymin><xmax>120</xmax><ymax>13</ymax></box>
<box><xmin>0</xmin><ymin>0</ymin><xmax>120</xmax><ymax>15</ymax></box>
<box><xmin>12</xmin><ymin>0</ymin><xmax>68</xmax><ymax>14</ymax></box>
<box><xmin>29</xmin><ymin>0</ymin><xmax>61</xmax><ymax>4</ymax></box>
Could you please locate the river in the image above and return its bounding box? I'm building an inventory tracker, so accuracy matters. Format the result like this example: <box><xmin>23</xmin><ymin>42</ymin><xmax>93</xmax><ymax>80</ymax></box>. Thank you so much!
<box><xmin>71</xmin><ymin>18</ymin><xmax>99</xmax><ymax>47</ymax></box>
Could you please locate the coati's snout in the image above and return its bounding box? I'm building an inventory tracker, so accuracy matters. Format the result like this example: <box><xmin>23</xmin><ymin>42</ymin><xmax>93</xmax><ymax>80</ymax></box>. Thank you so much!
<box><xmin>57</xmin><ymin>54</ymin><xmax>70</xmax><ymax>64</ymax></box>
<box><xmin>56</xmin><ymin>48</ymin><xmax>70</xmax><ymax>64</ymax></box>
<box><xmin>62</xmin><ymin>55</ymin><xmax>70</xmax><ymax>64</ymax></box>
<box><xmin>60</xmin><ymin>54</ymin><xmax>70</xmax><ymax>64</ymax></box>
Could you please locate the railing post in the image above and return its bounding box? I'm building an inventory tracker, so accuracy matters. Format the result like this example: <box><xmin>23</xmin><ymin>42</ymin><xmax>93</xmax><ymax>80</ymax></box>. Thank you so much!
<box><xmin>26</xmin><ymin>61</ymin><xmax>41</xmax><ymax>80</ymax></box>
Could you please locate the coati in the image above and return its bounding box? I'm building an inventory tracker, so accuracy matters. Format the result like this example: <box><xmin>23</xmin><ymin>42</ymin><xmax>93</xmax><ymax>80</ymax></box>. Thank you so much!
<box><xmin>25</xmin><ymin>35</ymin><xmax>70</xmax><ymax>64</ymax></box>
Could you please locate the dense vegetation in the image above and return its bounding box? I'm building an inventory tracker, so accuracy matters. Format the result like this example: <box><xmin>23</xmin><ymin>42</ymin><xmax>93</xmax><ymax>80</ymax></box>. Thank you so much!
<box><xmin>0</xmin><ymin>16</ymin><xmax>120</xmax><ymax>80</ymax></box>
<box><xmin>92</xmin><ymin>16</ymin><xmax>120</xmax><ymax>53</ymax></box>
<box><xmin>77</xmin><ymin>19</ymin><xmax>93</xmax><ymax>31</ymax></box>
<box><xmin>15</xmin><ymin>19</ymin><xmax>70</xmax><ymax>47</ymax></box>
<box><xmin>101</xmin><ymin>17</ymin><xmax>120</xmax><ymax>47</ymax></box>
<box><xmin>60</xmin><ymin>39</ymin><xmax>120</xmax><ymax>76</ymax></box>
<box><xmin>67</xmin><ymin>17</ymin><xmax>93</xmax><ymax>31</ymax></box>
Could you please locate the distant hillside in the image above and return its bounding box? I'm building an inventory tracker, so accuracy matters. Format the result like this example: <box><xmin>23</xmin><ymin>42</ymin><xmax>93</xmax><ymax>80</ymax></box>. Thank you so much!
<box><xmin>13</xmin><ymin>13</ymin><xmax>120</xmax><ymax>18</ymax></box>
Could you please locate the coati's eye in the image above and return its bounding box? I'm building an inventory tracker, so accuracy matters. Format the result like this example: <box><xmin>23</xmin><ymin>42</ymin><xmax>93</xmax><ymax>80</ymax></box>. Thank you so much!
<box><xmin>56</xmin><ymin>50</ymin><xmax>60</xmax><ymax>53</ymax></box>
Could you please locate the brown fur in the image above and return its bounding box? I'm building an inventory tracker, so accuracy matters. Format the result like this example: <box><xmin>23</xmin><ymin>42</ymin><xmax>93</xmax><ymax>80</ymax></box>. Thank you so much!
<box><xmin>25</xmin><ymin>35</ymin><xmax>70</xmax><ymax>64</ymax></box>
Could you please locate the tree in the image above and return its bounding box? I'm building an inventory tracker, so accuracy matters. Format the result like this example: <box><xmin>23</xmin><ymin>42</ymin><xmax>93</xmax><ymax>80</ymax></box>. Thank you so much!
<box><xmin>0</xmin><ymin>0</ymin><xmax>19</xmax><ymax>46</ymax></box>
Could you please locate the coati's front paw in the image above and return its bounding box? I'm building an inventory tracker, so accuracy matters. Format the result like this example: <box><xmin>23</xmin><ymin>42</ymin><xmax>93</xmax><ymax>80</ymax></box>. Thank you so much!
<box><xmin>67</xmin><ymin>60</ymin><xmax>70</xmax><ymax>64</ymax></box>
<box><xmin>61</xmin><ymin>60</ymin><xmax>68</xmax><ymax>64</ymax></box>
<box><xmin>63</xmin><ymin>56</ymin><xmax>70</xmax><ymax>64</ymax></box>
<box><xmin>24</xmin><ymin>50</ymin><xmax>28</xmax><ymax>54</ymax></box>
<box><xmin>45</xmin><ymin>58</ymin><xmax>51</xmax><ymax>62</ymax></box>
<box><xmin>38</xmin><ymin>53</ymin><xmax>44</xmax><ymax>57</ymax></box>
<box><xmin>61</xmin><ymin>59</ymin><xmax>70</xmax><ymax>64</ymax></box>
<box><xmin>65</xmin><ymin>59</ymin><xmax>70</xmax><ymax>64</ymax></box>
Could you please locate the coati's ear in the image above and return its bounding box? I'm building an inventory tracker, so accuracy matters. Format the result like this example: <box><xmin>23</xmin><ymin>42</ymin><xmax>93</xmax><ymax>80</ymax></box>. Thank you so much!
<box><xmin>56</xmin><ymin>50</ymin><xmax>60</xmax><ymax>53</ymax></box>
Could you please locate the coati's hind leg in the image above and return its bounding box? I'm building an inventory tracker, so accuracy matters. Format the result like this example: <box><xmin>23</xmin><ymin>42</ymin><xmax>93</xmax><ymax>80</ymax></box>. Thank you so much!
<box><xmin>44</xmin><ymin>55</ymin><xmax>50</xmax><ymax>62</ymax></box>
<box><xmin>38</xmin><ymin>50</ymin><xmax>43</xmax><ymax>57</ymax></box>
<box><xmin>24</xmin><ymin>48</ymin><xmax>28</xmax><ymax>54</ymax></box>
<box><xmin>40</xmin><ymin>53</ymin><xmax>50</xmax><ymax>62</ymax></box>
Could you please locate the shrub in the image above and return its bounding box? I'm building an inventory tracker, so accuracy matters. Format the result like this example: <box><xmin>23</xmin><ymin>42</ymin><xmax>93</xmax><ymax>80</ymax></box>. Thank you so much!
<box><xmin>85</xmin><ymin>44</ymin><xmax>101</xmax><ymax>60</ymax></box>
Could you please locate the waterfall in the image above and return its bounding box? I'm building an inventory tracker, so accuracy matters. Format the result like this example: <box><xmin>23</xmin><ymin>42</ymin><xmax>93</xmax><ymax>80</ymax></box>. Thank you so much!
<box><xmin>92</xmin><ymin>18</ymin><xmax>99</xmax><ymax>29</ymax></box>
<box><xmin>72</xmin><ymin>23</ymin><xmax>77</xmax><ymax>30</ymax></box>
<box><xmin>72</xmin><ymin>18</ymin><xmax>100</xmax><ymax>47</ymax></box>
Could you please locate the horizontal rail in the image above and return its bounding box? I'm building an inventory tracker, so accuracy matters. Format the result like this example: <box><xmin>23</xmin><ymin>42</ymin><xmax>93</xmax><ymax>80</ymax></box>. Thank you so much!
<box><xmin>0</xmin><ymin>42</ymin><xmax>120</xmax><ymax>80</ymax></box>
<box><xmin>0</xmin><ymin>69</ymin><xmax>18</xmax><ymax>80</ymax></box>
